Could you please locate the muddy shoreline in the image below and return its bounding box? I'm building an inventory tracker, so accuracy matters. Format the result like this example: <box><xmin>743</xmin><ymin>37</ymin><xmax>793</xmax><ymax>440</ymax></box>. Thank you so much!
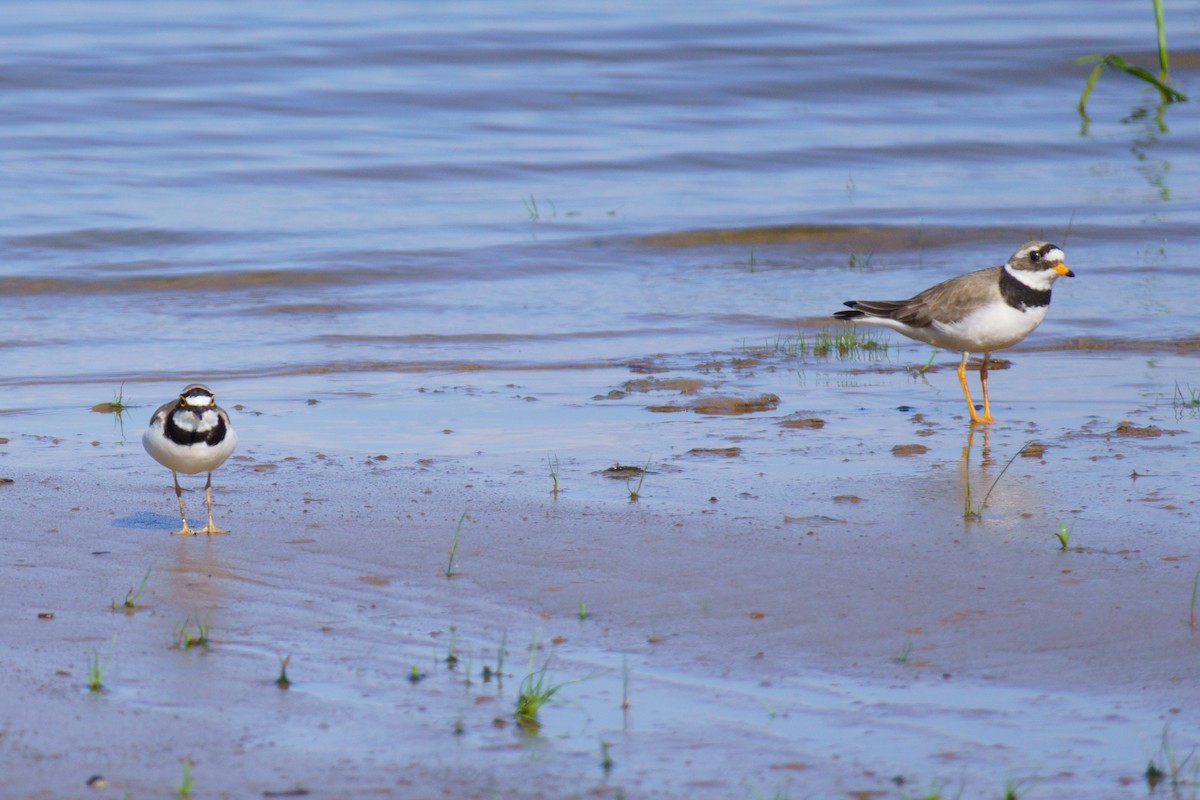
<box><xmin>5</xmin><ymin>355</ymin><xmax>1198</xmax><ymax>798</ymax></box>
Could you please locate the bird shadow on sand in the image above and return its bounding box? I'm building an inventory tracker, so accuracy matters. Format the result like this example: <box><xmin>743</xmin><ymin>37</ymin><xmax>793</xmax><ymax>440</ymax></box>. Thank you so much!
<box><xmin>112</xmin><ymin>511</ymin><xmax>199</xmax><ymax>530</ymax></box>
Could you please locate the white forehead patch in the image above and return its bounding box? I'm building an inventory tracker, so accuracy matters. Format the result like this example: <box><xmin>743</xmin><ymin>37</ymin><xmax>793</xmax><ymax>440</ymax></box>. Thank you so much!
<box><xmin>183</xmin><ymin>394</ymin><xmax>214</xmax><ymax>407</ymax></box>
<box><xmin>1044</xmin><ymin>247</ymin><xmax>1064</xmax><ymax>263</ymax></box>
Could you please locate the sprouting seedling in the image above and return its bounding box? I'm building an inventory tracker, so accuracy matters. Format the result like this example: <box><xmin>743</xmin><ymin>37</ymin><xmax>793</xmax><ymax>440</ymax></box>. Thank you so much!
<box><xmin>964</xmin><ymin>440</ymin><xmax>1037</xmax><ymax>521</ymax></box>
<box><xmin>445</xmin><ymin>625</ymin><xmax>460</xmax><ymax>668</ymax></box>
<box><xmin>521</xmin><ymin>194</ymin><xmax>554</xmax><ymax>221</ymax></box>
<box><xmin>621</xmin><ymin>656</ymin><xmax>631</xmax><ymax>711</ymax></box>
<box><xmin>408</xmin><ymin>665</ymin><xmax>426</xmax><ymax>684</ymax></box>
<box><xmin>1144</xmin><ymin>758</ymin><xmax>1166</xmax><ymax>792</ymax></box>
<box><xmin>483</xmin><ymin>631</ymin><xmax>507</xmax><ymax>683</ymax></box>
<box><xmin>86</xmin><ymin>635</ymin><xmax>118</xmax><ymax>692</ymax></box>
<box><xmin>548</xmin><ymin>455</ymin><xmax>561</xmax><ymax>496</ymax></box>
<box><xmin>916</xmin><ymin>347</ymin><xmax>938</xmax><ymax>377</ymax></box>
<box><xmin>1075</xmin><ymin>0</ymin><xmax>1187</xmax><ymax>116</ymax></box>
<box><xmin>112</xmin><ymin>568</ymin><xmax>151</xmax><ymax>612</ymax></box>
<box><xmin>1189</xmin><ymin>570</ymin><xmax>1199</xmax><ymax>630</ymax></box>
<box><xmin>1144</xmin><ymin>724</ymin><xmax>1195</xmax><ymax>793</ymax></box>
<box><xmin>578</xmin><ymin>600</ymin><xmax>588</xmax><ymax>621</ymax></box>
<box><xmin>627</xmin><ymin>459</ymin><xmax>650</xmax><ymax>502</ymax></box>
<box><xmin>276</xmin><ymin>655</ymin><xmax>291</xmax><ymax>689</ymax></box>
<box><xmin>174</xmin><ymin>757</ymin><xmax>193</xmax><ymax>799</ymax></box>
<box><xmin>87</xmin><ymin>650</ymin><xmax>106</xmax><ymax>692</ymax></box>
<box><xmin>847</xmin><ymin>249</ymin><xmax>875</xmax><ymax>270</ymax></box>
<box><xmin>893</xmin><ymin>640</ymin><xmax>913</xmax><ymax>665</ymax></box>
<box><xmin>600</xmin><ymin>740</ymin><xmax>614</xmax><ymax>773</ymax></box>
<box><xmin>522</xmin><ymin>194</ymin><xmax>540</xmax><ymax>221</ymax></box>
<box><xmin>1173</xmin><ymin>381</ymin><xmax>1200</xmax><ymax>416</ymax></box>
<box><xmin>904</xmin><ymin>781</ymin><xmax>952</xmax><ymax>800</ymax></box>
<box><xmin>445</xmin><ymin>511</ymin><xmax>466</xmax><ymax>578</ymax></box>
<box><xmin>176</xmin><ymin>611</ymin><xmax>211</xmax><ymax>649</ymax></box>
<box><xmin>1055</xmin><ymin>520</ymin><xmax>1073</xmax><ymax>551</ymax></box>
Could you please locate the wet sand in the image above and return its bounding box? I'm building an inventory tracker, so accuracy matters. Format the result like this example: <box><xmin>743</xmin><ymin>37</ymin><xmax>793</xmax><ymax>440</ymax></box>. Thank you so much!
<box><xmin>3</xmin><ymin>2</ymin><xmax>1198</xmax><ymax>793</ymax></box>
<box><xmin>5</xmin><ymin>343</ymin><xmax>1199</xmax><ymax>799</ymax></box>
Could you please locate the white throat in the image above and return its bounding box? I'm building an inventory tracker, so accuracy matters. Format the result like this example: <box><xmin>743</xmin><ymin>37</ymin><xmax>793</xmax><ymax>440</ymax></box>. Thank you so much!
<box><xmin>1005</xmin><ymin>263</ymin><xmax>1057</xmax><ymax>292</ymax></box>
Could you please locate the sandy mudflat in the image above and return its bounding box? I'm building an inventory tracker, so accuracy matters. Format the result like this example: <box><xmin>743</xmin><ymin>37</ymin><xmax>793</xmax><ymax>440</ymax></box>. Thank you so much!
<box><xmin>4</xmin><ymin>362</ymin><xmax>1199</xmax><ymax>798</ymax></box>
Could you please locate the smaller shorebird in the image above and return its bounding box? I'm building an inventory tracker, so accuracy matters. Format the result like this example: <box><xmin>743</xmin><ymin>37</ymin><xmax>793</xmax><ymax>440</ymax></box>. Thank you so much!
<box><xmin>834</xmin><ymin>241</ymin><xmax>1074</xmax><ymax>423</ymax></box>
<box><xmin>143</xmin><ymin>384</ymin><xmax>238</xmax><ymax>535</ymax></box>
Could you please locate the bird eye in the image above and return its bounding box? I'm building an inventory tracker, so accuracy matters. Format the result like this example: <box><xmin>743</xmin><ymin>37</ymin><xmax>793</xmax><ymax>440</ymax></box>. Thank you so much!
<box><xmin>1029</xmin><ymin>251</ymin><xmax>1041</xmax><ymax>263</ymax></box>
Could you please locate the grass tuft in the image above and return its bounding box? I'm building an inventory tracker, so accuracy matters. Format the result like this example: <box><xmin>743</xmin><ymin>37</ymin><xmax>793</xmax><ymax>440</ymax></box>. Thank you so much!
<box><xmin>515</xmin><ymin>636</ymin><xmax>580</xmax><ymax>730</ymax></box>
<box><xmin>176</xmin><ymin>611</ymin><xmax>211</xmax><ymax>650</ymax></box>
<box><xmin>813</xmin><ymin>325</ymin><xmax>890</xmax><ymax>360</ymax></box>
<box><xmin>742</xmin><ymin>325</ymin><xmax>890</xmax><ymax>362</ymax></box>
<box><xmin>91</xmin><ymin>383</ymin><xmax>131</xmax><ymax>414</ymax></box>
<box><xmin>1144</xmin><ymin>724</ymin><xmax>1197</xmax><ymax>794</ymax></box>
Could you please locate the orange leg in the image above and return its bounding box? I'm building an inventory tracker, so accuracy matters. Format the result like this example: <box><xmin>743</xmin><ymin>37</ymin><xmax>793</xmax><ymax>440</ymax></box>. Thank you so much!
<box><xmin>171</xmin><ymin>472</ymin><xmax>195</xmax><ymax>536</ymax></box>
<box><xmin>198</xmin><ymin>472</ymin><xmax>230</xmax><ymax>535</ymax></box>
<box><xmin>979</xmin><ymin>353</ymin><xmax>995</xmax><ymax>423</ymax></box>
<box><xmin>956</xmin><ymin>352</ymin><xmax>982</xmax><ymax>424</ymax></box>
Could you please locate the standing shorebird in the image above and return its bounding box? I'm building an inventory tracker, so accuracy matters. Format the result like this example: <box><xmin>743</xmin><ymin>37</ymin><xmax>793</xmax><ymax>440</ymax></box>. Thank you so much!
<box><xmin>143</xmin><ymin>383</ymin><xmax>238</xmax><ymax>535</ymax></box>
<box><xmin>833</xmin><ymin>241</ymin><xmax>1074</xmax><ymax>423</ymax></box>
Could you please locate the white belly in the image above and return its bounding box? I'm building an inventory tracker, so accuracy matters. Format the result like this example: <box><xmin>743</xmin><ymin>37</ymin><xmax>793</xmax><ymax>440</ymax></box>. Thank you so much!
<box><xmin>931</xmin><ymin>301</ymin><xmax>1049</xmax><ymax>353</ymax></box>
<box><xmin>143</xmin><ymin>422</ymin><xmax>238</xmax><ymax>474</ymax></box>
<box><xmin>862</xmin><ymin>301</ymin><xmax>1048</xmax><ymax>353</ymax></box>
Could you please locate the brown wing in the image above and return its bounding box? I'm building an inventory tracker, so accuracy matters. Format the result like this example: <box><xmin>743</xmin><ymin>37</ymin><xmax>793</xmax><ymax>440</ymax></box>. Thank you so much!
<box><xmin>845</xmin><ymin>266</ymin><xmax>1002</xmax><ymax>328</ymax></box>
<box><xmin>148</xmin><ymin>398</ymin><xmax>178</xmax><ymax>426</ymax></box>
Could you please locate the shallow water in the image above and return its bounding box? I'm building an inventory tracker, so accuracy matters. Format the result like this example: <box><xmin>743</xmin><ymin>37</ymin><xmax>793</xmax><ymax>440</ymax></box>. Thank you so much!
<box><xmin>3</xmin><ymin>1</ymin><xmax>1199</xmax><ymax>797</ymax></box>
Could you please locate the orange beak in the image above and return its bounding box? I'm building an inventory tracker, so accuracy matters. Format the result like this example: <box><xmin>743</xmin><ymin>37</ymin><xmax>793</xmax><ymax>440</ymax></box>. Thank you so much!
<box><xmin>1054</xmin><ymin>263</ymin><xmax>1075</xmax><ymax>278</ymax></box>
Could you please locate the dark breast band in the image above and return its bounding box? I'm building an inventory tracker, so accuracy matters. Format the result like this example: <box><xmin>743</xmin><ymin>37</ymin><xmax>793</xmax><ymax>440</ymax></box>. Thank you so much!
<box><xmin>164</xmin><ymin>409</ymin><xmax>227</xmax><ymax>447</ymax></box>
<box><xmin>999</xmin><ymin>267</ymin><xmax>1051</xmax><ymax>310</ymax></box>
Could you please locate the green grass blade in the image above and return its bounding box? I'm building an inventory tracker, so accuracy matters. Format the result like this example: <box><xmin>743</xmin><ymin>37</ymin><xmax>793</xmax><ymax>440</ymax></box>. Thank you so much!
<box><xmin>1153</xmin><ymin>0</ymin><xmax>1169</xmax><ymax>81</ymax></box>
<box><xmin>976</xmin><ymin>441</ymin><xmax>1036</xmax><ymax>515</ymax></box>
<box><xmin>1104</xmin><ymin>55</ymin><xmax>1187</xmax><ymax>102</ymax></box>
<box><xmin>1077</xmin><ymin>61</ymin><xmax>1106</xmax><ymax>114</ymax></box>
